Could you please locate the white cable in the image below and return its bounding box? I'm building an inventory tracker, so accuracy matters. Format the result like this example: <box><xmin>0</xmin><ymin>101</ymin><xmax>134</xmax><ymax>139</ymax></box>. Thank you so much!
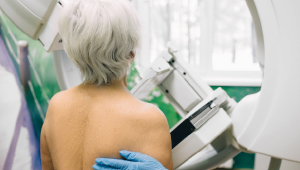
<box><xmin>28</xmin><ymin>53</ymin><xmax>50</xmax><ymax>103</ymax></box>
<box><xmin>28</xmin><ymin>80</ymin><xmax>45</xmax><ymax>120</ymax></box>
<box><xmin>2</xmin><ymin>36</ymin><xmax>19</xmax><ymax>64</ymax></box>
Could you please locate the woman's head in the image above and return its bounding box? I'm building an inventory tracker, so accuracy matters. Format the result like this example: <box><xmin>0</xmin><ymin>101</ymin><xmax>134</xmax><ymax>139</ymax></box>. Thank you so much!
<box><xmin>58</xmin><ymin>0</ymin><xmax>140</xmax><ymax>85</ymax></box>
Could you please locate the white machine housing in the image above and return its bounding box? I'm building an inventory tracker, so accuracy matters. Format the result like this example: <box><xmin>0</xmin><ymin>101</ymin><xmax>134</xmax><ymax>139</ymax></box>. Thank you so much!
<box><xmin>0</xmin><ymin>0</ymin><xmax>64</xmax><ymax>51</ymax></box>
<box><xmin>230</xmin><ymin>0</ymin><xmax>300</xmax><ymax>162</ymax></box>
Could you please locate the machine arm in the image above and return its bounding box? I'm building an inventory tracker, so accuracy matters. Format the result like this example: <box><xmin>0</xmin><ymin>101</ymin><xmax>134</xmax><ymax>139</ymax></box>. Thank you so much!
<box><xmin>131</xmin><ymin>49</ymin><xmax>239</xmax><ymax>169</ymax></box>
<box><xmin>0</xmin><ymin>0</ymin><xmax>65</xmax><ymax>51</ymax></box>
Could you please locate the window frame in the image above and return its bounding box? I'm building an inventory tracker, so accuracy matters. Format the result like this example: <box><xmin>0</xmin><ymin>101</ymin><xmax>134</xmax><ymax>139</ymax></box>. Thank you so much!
<box><xmin>133</xmin><ymin>0</ymin><xmax>262</xmax><ymax>87</ymax></box>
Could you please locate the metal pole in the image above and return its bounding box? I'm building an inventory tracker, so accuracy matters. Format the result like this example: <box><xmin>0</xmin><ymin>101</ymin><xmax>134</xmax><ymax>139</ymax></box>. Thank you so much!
<box><xmin>18</xmin><ymin>40</ymin><xmax>30</xmax><ymax>94</ymax></box>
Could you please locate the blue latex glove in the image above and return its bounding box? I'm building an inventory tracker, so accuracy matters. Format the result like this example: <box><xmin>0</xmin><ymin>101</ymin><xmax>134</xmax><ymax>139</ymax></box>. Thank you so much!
<box><xmin>92</xmin><ymin>150</ymin><xmax>168</xmax><ymax>170</ymax></box>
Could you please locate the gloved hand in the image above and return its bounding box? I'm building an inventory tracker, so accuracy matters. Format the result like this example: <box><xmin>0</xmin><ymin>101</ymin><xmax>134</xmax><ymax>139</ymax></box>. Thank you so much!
<box><xmin>92</xmin><ymin>150</ymin><xmax>168</xmax><ymax>170</ymax></box>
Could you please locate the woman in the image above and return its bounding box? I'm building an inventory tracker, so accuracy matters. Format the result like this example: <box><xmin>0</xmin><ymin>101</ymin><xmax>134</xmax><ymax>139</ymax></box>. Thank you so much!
<box><xmin>40</xmin><ymin>0</ymin><xmax>173</xmax><ymax>169</ymax></box>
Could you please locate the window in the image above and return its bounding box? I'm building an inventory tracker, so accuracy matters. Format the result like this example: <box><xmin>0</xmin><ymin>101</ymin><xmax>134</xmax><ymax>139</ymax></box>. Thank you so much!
<box><xmin>133</xmin><ymin>0</ymin><xmax>262</xmax><ymax>86</ymax></box>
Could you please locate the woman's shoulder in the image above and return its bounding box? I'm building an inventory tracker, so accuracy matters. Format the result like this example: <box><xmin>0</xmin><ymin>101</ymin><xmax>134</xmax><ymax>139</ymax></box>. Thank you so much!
<box><xmin>48</xmin><ymin>85</ymin><xmax>83</xmax><ymax>105</ymax></box>
<box><xmin>136</xmin><ymin>102</ymin><xmax>168</xmax><ymax>124</ymax></box>
<box><xmin>127</xmin><ymin>101</ymin><xmax>170</xmax><ymax>136</ymax></box>
<box><xmin>125</xmin><ymin>102</ymin><xmax>173</xmax><ymax>169</ymax></box>
<box><xmin>48</xmin><ymin>89</ymin><xmax>71</xmax><ymax>107</ymax></box>
<box><xmin>45</xmin><ymin>87</ymin><xmax>79</xmax><ymax>118</ymax></box>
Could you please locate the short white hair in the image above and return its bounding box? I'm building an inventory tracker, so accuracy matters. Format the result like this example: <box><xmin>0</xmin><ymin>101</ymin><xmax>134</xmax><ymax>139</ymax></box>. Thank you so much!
<box><xmin>58</xmin><ymin>0</ymin><xmax>140</xmax><ymax>85</ymax></box>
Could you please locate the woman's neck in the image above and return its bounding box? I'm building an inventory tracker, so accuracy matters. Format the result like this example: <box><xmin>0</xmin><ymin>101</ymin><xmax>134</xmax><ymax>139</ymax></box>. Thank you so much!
<box><xmin>79</xmin><ymin>76</ymin><xmax>129</xmax><ymax>92</ymax></box>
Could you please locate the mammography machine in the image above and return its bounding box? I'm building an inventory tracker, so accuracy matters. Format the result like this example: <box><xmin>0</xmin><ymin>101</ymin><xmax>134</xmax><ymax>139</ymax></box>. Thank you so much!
<box><xmin>1</xmin><ymin>0</ymin><xmax>300</xmax><ymax>169</ymax></box>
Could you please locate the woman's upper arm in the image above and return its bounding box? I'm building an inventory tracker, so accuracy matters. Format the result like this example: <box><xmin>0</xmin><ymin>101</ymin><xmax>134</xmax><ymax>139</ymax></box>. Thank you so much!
<box><xmin>40</xmin><ymin>95</ymin><xmax>60</xmax><ymax>170</ymax></box>
<box><xmin>138</xmin><ymin>104</ymin><xmax>173</xmax><ymax>170</ymax></box>
<box><xmin>40</xmin><ymin>122</ymin><xmax>54</xmax><ymax>170</ymax></box>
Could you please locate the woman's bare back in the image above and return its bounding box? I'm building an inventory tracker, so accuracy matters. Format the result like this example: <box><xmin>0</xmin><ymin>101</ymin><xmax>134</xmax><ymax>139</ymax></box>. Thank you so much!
<box><xmin>41</xmin><ymin>84</ymin><xmax>173</xmax><ymax>170</ymax></box>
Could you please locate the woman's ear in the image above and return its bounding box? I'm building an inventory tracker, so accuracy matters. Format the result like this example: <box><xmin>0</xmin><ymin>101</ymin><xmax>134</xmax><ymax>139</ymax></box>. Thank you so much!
<box><xmin>130</xmin><ymin>51</ymin><xmax>135</xmax><ymax>64</ymax></box>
